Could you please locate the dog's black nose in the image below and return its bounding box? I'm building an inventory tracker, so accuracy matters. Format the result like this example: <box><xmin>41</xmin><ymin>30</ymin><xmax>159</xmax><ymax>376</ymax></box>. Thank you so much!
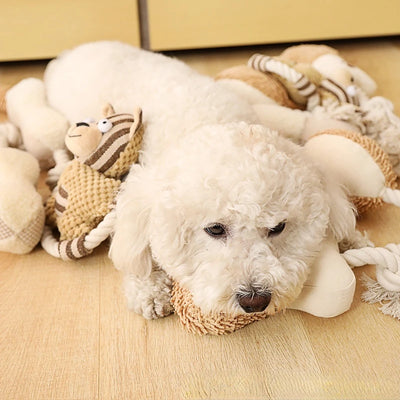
<box><xmin>76</xmin><ymin>122</ymin><xmax>90</xmax><ymax>127</ymax></box>
<box><xmin>237</xmin><ymin>291</ymin><xmax>271</xmax><ymax>313</ymax></box>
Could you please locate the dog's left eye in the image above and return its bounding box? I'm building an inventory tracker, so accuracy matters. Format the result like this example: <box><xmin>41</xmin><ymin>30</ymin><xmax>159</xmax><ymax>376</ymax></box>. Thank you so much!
<box><xmin>267</xmin><ymin>221</ymin><xmax>286</xmax><ymax>237</ymax></box>
<box><xmin>204</xmin><ymin>223</ymin><xmax>227</xmax><ymax>238</ymax></box>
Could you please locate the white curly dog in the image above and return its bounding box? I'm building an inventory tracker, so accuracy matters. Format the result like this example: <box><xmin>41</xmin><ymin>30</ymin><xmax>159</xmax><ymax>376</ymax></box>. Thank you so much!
<box><xmin>44</xmin><ymin>41</ymin><xmax>357</xmax><ymax>319</ymax></box>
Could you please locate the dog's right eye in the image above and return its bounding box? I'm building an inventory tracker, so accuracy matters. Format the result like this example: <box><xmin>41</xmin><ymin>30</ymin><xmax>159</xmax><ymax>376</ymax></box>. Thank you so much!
<box><xmin>204</xmin><ymin>223</ymin><xmax>227</xmax><ymax>238</ymax></box>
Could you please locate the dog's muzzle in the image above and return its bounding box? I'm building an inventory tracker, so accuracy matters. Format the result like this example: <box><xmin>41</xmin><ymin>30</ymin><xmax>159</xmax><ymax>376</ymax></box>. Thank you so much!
<box><xmin>237</xmin><ymin>289</ymin><xmax>271</xmax><ymax>313</ymax></box>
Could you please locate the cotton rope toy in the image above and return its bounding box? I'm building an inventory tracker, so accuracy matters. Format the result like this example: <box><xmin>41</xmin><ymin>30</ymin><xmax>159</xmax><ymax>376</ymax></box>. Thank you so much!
<box><xmin>172</xmin><ymin>129</ymin><xmax>400</xmax><ymax>335</ymax></box>
<box><xmin>247</xmin><ymin>53</ymin><xmax>361</xmax><ymax>111</ymax></box>
<box><xmin>41</xmin><ymin>104</ymin><xmax>144</xmax><ymax>260</ymax></box>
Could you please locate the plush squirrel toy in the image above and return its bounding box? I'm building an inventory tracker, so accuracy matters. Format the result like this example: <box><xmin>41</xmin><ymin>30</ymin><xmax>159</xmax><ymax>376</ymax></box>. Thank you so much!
<box><xmin>42</xmin><ymin>104</ymin><xmax>144</xmax><ymax>260</ymax></box>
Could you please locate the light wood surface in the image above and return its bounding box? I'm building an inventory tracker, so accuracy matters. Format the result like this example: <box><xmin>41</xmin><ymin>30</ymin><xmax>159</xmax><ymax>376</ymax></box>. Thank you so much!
<box><xmin>0</xmin><ymin>0</ymin><xmax>140</xmax><ymax>61</ymax></box>
<box><xmin>1</xmin><ymin>38</ymin><xmax>400</xmax><ymax>400</ymax></box>
<box><xmin>146</xmin><ymin>0</ymin><xmax>400</xmax><ymax>50</ymax></box>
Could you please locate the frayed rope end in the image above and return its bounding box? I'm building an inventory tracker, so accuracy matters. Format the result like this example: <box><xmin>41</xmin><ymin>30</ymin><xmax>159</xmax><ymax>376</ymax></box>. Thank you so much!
<box><xmin>361</xmin><ymin>273</ymin><xmax>400</xmax><ymax>320</ymax></box>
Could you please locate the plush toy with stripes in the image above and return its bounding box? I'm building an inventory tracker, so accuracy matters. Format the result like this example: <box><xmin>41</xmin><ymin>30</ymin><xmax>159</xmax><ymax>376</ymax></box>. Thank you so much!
<box><xmin>43</xmin><ymin>104</ymin><xmax>144</xmax><ymax>260</ymax></box>
<box><xmin>217</xmin><ymin>45</ymin><xmax>400</xmax><ymax>175</ymax></box>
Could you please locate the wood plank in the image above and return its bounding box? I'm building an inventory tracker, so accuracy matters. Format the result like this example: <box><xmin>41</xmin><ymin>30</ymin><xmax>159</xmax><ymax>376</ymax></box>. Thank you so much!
<box><xmin>147</xmin><ymin>0</ymin><xmax>400</xmax><ymax>50</ymax></box>
<box><xmin>0</xmin><ymin>0</ymin><xmax>140</xmax><ymax>61</ymax></box>
<box><xmin>0</xmin><ymin>249</ymin><xmax>103</xmax><ymax>399</ymax></box>
<box><xmin>99</xmin><ymin>263</ymin><xmax>325</xmax><ymax>400</ymax></box>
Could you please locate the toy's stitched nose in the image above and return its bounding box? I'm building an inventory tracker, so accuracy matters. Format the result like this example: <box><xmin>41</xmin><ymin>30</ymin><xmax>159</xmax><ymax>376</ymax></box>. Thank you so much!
<box><xmin>76</xmin><ymin>122</ymin><xmax>90</xmax><ymax>127</ymax></box>
<box><xmin>237</xmin><ymin>291</ymin><xmax>271</xmax><ymax>313</ymax></box>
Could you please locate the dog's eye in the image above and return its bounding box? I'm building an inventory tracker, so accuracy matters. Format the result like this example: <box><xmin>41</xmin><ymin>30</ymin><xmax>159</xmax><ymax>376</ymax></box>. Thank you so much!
<box><xmin>97</xmin><ymin>118</ymin><xmax>113</xmax><ymax>133</ymax></box>
<box><xmin>204</xmin><ymin>223</ymin><xmax>227</xmax><ymax>238</ymax></box>
<box><xmin>267</xmin><ymin>221</ymin><xmax>286</xmax><ymax>237</ymax></box>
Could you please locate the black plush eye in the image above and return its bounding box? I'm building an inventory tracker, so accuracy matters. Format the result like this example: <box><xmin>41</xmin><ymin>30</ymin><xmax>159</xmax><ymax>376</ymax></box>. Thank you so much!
<box><xmin>267</xmin><ymin>221</ymin><xmax>286</xmax><ymax>237</ymax></box>
<box><xmin>204</xmin><ymin>223</ymin><xmax>227</xmax><ymax>238</ymax></box>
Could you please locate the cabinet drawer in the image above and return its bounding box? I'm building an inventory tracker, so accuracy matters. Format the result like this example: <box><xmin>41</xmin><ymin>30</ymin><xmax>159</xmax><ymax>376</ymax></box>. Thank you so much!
<box><xmin>146</xmin><ymin>0</ymin><xmax>400</xmax><ymax>50</ymax></box>
<box><xmin>0</xmin><ymin>0</ymin><xmax>140</xmax><ymax>61</ymax></box>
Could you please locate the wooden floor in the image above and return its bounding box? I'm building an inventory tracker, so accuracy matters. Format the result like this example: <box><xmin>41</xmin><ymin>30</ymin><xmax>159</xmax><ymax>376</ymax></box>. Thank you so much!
<box><xmin>1</xmin><ymin>37</ymin><xmax>400</xmax><ymax>400</ymax></box>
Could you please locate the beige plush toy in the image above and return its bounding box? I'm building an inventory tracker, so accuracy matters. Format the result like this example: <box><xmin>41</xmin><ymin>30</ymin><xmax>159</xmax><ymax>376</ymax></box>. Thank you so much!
<box><xmin>42</xmin><ymin>104</ymin><xmax>144</xmax><ymax>260</ymax></box>
<box><xmin>217</xmin><ymin>44</ymin><xmax>400</xmax><ymax>175</ymax></box>
<box><xmin>0</xmin><ymin>148</ymin><xmax>45</xmax><ymax>254</ymax></box>
<box><xmin>172</xmin><ymin>129</ymin><xmax>400</xmax><ymax>335</ymax></box>
<box><xmin>0</xmin><ymin>78</ymin><xmax>69</xmax><ymax>169</ymax></box>
<box><xmin>217</xmin><ymin>61</ymin><xmax>359</xmax><ymax>143</ymax></box>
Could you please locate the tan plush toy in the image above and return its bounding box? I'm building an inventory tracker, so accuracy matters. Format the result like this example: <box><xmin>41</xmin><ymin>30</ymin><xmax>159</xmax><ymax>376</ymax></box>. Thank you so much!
<box><xmin>0</xmin><ymin>78</ymin><xmax>69</xmax><ymax>169</ymax></box>
<box><xmin>0</xmin><ymin>148</ymin><xmax>45</xmax><ymax>254</ymax></box>
<box><xmin>171</xmin><ymin>128</ymin><xmax>400</xmax><ymax>335</ymax></box>
<box><xmin>42</xmin><ymin>104</ymin><xmax>144</xmax><ymax>260</ymax></box>
<box><xmin>217</xmin><ymin>44</ymin><xmax>400</xmax><ymax>175</ymax></box>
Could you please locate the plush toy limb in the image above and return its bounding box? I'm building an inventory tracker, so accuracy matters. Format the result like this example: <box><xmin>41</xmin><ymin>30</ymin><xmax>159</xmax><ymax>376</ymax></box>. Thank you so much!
<box><xmin>0</xmin><ymin>148</ymin><xmax>45</xmax><ymax>254</ymax></box>
<box><xmin>0</xmin><ymin>122</ymin><xmax>22</xmax><ymax>148</ymax></box>
<box><xmin>289</xmin><ymin>235</ymin><xmax>356</xmax><ymax>318</ymax></box>
<box><xmin>46</xmin><ymin>149</ymin><xmax>72</xmax><ymax>190</ymax></box>
<box><xmin>41</xmin><ymin>207</ymin><xmax>116</xmax><ymax>260</ymax></box>
<box><xmin>5</xmin><ymin>78</ymin><xmax>69</xmax><ymax>168</ymax></box>
<box><xmin>252</xmin><ymin>104</ymin><xmax>307</xmax><ymax>142</ymax></box>
<box><xmin>304</xmin><ymin>129</ymin><xmax>398</xmax><ymax>213</ymax></box>
<box><xmin>253</xmin><ymin>103</ymin><xmax>359</xmax><ymax>143</ymax></box>
<box><xmin>0</xmin><ymin>83</ymin><xmax>11</xmax><ymax>113</ymax></box>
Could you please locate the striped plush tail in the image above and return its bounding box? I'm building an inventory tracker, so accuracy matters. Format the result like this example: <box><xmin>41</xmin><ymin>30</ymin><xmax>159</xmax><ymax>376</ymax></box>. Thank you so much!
<box><xmin>41</xmin><ymin>208</ymin><xmax>116</xmax><ymax>261</ymax></box>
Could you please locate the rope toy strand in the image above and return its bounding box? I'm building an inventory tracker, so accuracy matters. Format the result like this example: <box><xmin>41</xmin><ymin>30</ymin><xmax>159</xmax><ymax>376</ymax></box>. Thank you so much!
<box><xmin>41</xmin><ymin>207</ymin><xmax>116</xmax><ymax>260</ymax></box>
<box><xmin>248</xmin><ymin>54</ymin><xmax>320</xmax><ymax>110</ymax></box>
<box><xmin>381</xmin><ymin>187</ymin><xmax>400</xmax><ymax>207</ymax></box>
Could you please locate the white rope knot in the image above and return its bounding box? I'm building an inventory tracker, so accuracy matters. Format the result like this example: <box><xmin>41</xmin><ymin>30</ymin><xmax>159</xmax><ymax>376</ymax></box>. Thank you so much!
<box><xmin>41</xmin><ymin>208</ymin><xmax>117</xmax><ymax>260</ymax></box>
<box><xmin>381</xmin><ymin>187</ymin><xmax>400</xmax><ymax>207</ymax></box>
<box><xmin>83</xmin><ymin>208</ymin><xmax>116</xmax><ymax>250</ymax></box>
<box><xmin>248</xmin><ymin>54</ymin><xmax>320</xmax><ymax>110</ymax></box>
<box><xmin>343</xmin><ymin>245</ymin><xmax>400</xmax><ymax>291</ymax></box>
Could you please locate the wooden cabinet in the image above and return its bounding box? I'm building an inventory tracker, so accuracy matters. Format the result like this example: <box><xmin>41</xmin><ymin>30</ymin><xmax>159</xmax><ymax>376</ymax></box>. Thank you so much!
<box><xmin>0</xmin><ymin>0</ymin><xmax>140</xmax><ymax>61</ymax></box>
<box><xmin>1</xmin><ymin>0</ymin><xmax>399</xmax><ymax>60</ymax></box>
<box><xmin>145</xmin><ymin>0</ymin><xmax>400</xmax><ymax>50</ymax></box>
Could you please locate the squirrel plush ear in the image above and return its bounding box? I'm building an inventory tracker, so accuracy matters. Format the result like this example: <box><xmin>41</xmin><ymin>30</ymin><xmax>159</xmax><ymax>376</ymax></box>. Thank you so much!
<box><xmin>102</xmin><ymin>103</ymin><xmax>116</xmax><ymax>118</ymax></box>
<box><xmin>129</xmin><ymin>107</ymin><xmax>143</xmax><ymax>139</ymax></box>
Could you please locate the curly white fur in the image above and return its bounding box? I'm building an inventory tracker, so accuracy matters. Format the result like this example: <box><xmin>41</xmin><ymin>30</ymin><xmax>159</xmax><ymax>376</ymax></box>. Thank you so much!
<box><xmin>44</xmin><ymin>42</ymin><xmax>356</xmax><ymax>318</ymax></box>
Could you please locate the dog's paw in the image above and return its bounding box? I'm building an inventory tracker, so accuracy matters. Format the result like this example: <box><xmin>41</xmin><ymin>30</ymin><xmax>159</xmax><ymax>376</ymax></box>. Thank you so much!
<box><xmin>124</xmin><ymin>268</ymin><xmax>173</xmax><ymax>319</ymax></box>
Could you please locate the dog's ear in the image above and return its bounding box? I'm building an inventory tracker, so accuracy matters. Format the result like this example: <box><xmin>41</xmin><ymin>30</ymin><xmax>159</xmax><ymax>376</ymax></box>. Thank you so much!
<box><xmin>109</xmin><ymin>164</ymin><xmax>153</xmax><ymax>278</ymax></box>
<box><xmin>323</xmin><ymin>174</ymin><xmax>356</xmax><ymax>243</ymax></box>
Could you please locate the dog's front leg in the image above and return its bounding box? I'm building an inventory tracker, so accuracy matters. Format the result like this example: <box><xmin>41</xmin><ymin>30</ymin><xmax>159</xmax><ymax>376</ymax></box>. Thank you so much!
<box><xmin>123</xmin><ymin>266</ymin><xmax>173</xmax><ymax>319</ymax></box>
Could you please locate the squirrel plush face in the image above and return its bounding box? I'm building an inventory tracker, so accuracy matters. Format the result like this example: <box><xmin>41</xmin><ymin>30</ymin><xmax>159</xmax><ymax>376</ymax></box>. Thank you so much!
<box><xmin>65</xmin><ymin>103</ymin><xmax>142</xmax><ymax>164</ymax></box>
<box><xmin>312</xmin><ymin>54</ymin><xmax>377</xmax><ymax>97</ymax></box>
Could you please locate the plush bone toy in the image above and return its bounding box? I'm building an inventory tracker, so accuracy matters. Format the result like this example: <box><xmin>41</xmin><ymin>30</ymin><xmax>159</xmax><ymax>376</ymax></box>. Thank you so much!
<box><xmin>172</xmin><ymin>128</ymin><xmax>400</xmax><ymax>335</ymax></box>
<box><xmin>42</xmin><ymin>104</ymin><xmax>144</xmax><ymax>260</ymax></box>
